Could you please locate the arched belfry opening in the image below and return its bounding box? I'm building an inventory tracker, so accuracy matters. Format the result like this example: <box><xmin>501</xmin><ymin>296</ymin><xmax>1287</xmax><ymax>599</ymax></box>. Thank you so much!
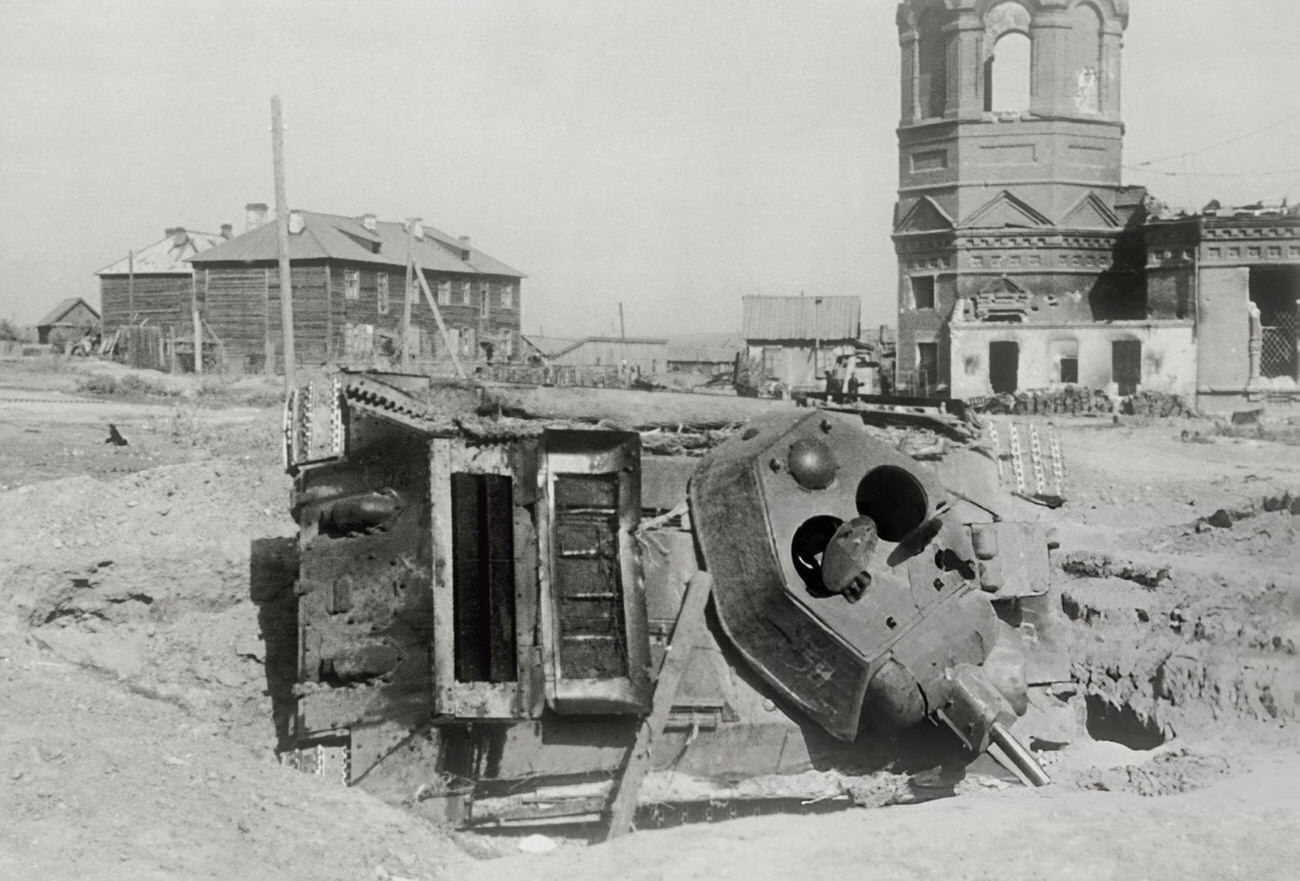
<box><xmin>983</xmin><ymin>2</ymin><xmax>1033</xmax><ymax>114</ymax></box>
<box><xmin>986</xmin><ymin>32</ymin><xmax>1031</xmax><ymax>113</ymax></box>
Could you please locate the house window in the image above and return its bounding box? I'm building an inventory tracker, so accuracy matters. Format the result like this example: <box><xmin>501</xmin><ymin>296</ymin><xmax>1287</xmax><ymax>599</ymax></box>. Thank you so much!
<box><xmin>377</xmin><ymin>274</ymin><xmax>390</xmax><ymax>316</ymax></box>
<box><xmin>502</xmin><ymin>283</ymin><xmax>514</xmax><ymax>310</ymax></box>
<box><xmin>344</xmin><ymin>269</ymin><xmax>360</xmax><ymax>301</ymax></box>
<box><xmin>461</xmin><ymin>281</ymin><xmax>472</xmax><ymax>305</ymax></box>
<box><xmin>437</xmin><ymin>280</ymin><xmax>451</xmax><ymax>306</ymax></box>
<box><xmin>480</xmin><ymin>282</ymin><xmax>490</xmax><ymax>318</ymax></box>
<box><xmin>912</xmin><ymin>276</ymin><xmax>936</xmax><ymax>310</ymax></box>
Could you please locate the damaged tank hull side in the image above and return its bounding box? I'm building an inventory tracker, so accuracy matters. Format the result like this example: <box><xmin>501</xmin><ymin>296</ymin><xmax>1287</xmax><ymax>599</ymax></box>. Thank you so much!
<box><xmin>275</xmin><ymin>371</ymin><xmax>1070</xmax><ymax>825</ymax></box>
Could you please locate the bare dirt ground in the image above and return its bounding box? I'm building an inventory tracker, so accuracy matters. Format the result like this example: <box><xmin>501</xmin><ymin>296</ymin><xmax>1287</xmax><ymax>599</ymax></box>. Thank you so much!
<box><xmin>2</xmin><ymin>358</ymin><xmax>1298</xmax><ymax>880</ymax></box>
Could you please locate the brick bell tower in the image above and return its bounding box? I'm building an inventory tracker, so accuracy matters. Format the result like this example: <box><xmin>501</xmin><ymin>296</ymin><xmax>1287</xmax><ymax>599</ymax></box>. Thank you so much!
<box><xmin>892</xmin><ymin>0</ymin><xmax>1134</xmax><ymax>397</ymax></box>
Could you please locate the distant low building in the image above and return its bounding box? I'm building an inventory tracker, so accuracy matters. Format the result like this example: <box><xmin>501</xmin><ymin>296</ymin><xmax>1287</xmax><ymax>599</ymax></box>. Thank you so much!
<box><xmin>520</xmin><ymin>335</ymin><xmax>668</xmax><ymax>374</ymax></box>
<box><xmin>189</xmin><ymin>207</ymin><xmax>525</xmax><ymax>371</ymax></box>
<box><xmin>665</xmin><ymin>333</ymin><xmax>744</xmax><ymax>375</ymax></box>
<box><xmin>742</xmin><ymin>295</ymin><xmax>862</xmax><ymax>393</ymax></box>
<box><xmin>35</xmin><ymin>297</ymin><xmax>99</xmax><ymax>345</ymax></box>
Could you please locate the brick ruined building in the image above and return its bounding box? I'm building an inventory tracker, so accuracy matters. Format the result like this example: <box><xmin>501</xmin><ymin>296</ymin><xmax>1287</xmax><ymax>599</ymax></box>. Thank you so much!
<box><xmin>891</xmin><ymin>0</ymin><xmax>1298</xmax><ymax>409</ymax></box>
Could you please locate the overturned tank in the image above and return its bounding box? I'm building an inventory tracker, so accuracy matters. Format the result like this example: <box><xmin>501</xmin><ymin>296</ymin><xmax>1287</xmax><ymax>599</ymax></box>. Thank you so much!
<box><xmin>274</xmin><ymin>371</ymin><xmax>1073</xmax><ymax>828</ymax></box>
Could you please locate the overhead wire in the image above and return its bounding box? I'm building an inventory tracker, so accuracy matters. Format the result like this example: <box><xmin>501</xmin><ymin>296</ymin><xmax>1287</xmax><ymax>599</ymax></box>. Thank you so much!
<box><xmin>1126</xmin><ymin>110</ymin><xmax>1300</xmax><ymax>169</ymax></box>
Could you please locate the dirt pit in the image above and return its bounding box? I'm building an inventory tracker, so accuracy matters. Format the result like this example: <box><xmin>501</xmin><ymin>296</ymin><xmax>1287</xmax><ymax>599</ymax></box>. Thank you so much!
<box><xmin>1</xmin><ymin>361</ymin><xmax>1298</xmax><ymax>880</ymax></box>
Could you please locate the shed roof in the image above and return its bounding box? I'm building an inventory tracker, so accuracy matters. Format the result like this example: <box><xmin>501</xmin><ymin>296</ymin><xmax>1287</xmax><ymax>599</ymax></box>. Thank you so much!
<box><xmin>742</xmin><ymin>296</ymin><xmax>860</xmax><ymax>341</ymax></box>
<box><xmin>188</xmin><ymin>211</ymin><xmax>525</xmax><ymax>278</ymax></box>
<box><xmin>96</xmin><ymin>229</ymin><xmax>228</xmax><ymax>275</ymax></box>
<box><xmin>520</xmin><ymin>335</ymin><xmax>581</xmax><ymax>358</ymax></box>
<box><xmin>36</xmin><ymin>297</ymin><xmax>100</xmax><ymax>328</ymax></box>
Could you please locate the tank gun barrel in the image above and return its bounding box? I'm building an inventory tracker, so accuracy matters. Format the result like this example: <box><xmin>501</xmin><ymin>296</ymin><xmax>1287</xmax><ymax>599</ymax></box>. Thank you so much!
<box><xmin>990</xmin><ymin>721</ymin><xmax>1051</xmax><ymax>787</ymax></box>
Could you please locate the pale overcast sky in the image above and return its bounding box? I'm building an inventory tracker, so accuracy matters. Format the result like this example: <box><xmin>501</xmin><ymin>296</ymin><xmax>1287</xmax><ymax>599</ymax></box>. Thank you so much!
<box><xmin>1</xmin><ymin>0</ymin><xmax>1297</xmax><ymax>334</ymax></box>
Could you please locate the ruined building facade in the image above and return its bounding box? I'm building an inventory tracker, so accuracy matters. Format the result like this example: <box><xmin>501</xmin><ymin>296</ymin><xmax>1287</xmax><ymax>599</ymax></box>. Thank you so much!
<box><xmin>892</xmin><ymin>0</ymin><xmax>1299</xmax><ymax>409</ymax></box>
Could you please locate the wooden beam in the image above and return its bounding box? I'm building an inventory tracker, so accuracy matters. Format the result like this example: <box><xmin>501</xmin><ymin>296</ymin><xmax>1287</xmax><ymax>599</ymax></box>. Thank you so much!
<box><xmin>605</xmin><ymin>570</ymin><xmax>713</xmax><ymax>840</ymax></box>
<box><xmin>401</xmin><ymin>224</ymin><xmax>414</xmax><ymax>370</ymax></box>
<box><xmin>414</xmin><ymin>266</ymin><xmax>466</xmax><ymax>380</ymax></box>
<box><xmin>191</xmin><ymin>273</ymin><xmax>202</xmax><ymax>375</ymax></box>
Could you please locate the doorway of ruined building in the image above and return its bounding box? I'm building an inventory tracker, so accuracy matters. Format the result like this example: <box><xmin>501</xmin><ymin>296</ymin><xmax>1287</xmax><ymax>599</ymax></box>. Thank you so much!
<box><xmin>989</xmin><ymin>341</ymin><xmax>1019</xmax><ymax>394</ymax></box>
<box><xmin>916</xmin><ymin>341</ymin><xmax>939</xmax><ymax>396</ymax></box>
<box><xmin>1112</xmin><ymin>339</ymin><xmax>1142</xmax><ymax>396</ymax></box>
<box><xmin>1250</xmin><ymin>267</ymin><xmax>1299</xmax><ymax>379</ymax></box>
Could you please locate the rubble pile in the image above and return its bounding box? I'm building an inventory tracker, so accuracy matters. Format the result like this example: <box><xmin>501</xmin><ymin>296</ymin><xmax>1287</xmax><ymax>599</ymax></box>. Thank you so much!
<box><xmin>1120</xmin><ymin>390</ymin><xmax>1194</xmax><ymax>418</ymax></box>
<box><xmin>971</xmin><ymin>387</ymin><xmax>1114</xmax><ymax>416</ymax></box>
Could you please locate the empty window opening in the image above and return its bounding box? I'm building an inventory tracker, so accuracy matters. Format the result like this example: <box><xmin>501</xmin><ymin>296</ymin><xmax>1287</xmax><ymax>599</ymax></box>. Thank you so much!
<box><xmin>986</xmin><ymin>32</ymin><xmax>1031</xmax><ymax>113</ymax></box>
<box><xmin>989</xmin><ymin>341</ymin><xmax>1019</xmax><ymax>393</ymax></box>
<box><xmin>451</xmin><ymin>473</ymin><xmax>517</xmax><ymax>683</ymax></box>
<box><xmin>1112</xmin><ymin>339</ymin><xmax>1142</xmax><ymax>396</ymax></box>
<box><xmin>1060</xmin><ymin>357</ymin><xmax>1079</xmax><ymax>384</ymax></box>
<box><xmin>437</xmin><ymin>280</ymin><xmax>451</xmax><ymax>306</ymax></box>
<box><xmin>552</xmin><ymin>473</ymin><xmax>629</xmax><ymax>679</ymax></box>
<box><xmin>344</xmin><ymin>269</ymin><xmax>360</xmax><ymax>301</ymax></box>
<box><xmin>912</xmin><ymin>276</ymin><xmax>936</xmax><ymax>310</ymax></box>
<box><xmin>1050</xmin><ymin>339</ymin><xmax>1080</xmax><ymax>384</ymax></box>
<box><xmin>1251</xmin><ymin>267</ymin><xmax>1299</xmax><ymax>379</ymax></box>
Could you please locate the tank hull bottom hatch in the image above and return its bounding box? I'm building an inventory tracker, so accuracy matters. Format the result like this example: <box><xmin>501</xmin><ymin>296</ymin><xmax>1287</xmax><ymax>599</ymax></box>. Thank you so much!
<box><xmin>271</xmin><ymin>372</ymin><xmax>1073</xmax><ymax>826</ymax></box>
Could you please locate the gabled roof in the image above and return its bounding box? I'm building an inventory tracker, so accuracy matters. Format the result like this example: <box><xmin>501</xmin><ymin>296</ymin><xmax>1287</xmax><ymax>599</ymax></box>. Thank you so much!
<box><xmin>1060</xmin><ymin>192</ymin><xmax>1122</xmax><ymax>229</ymax></box>
<box><xmin>895</xmin><ymin>196</ymin><xmax>955</xmax><ymax>234</ymax></box>
<box><xmin>742</xmin><ymin>296</ymin><xmax>860</xmax><ymax>341</ymax></box>
<box><xmin>960</xmin><ymin>190</ymin><xmax>1053</xmax><ymax>229</ymax></box>
<box><xmin>96</xmin><ymin>230</ymin><xmax>229</xmax><ymax>275</ymax></box>
<box><xmin>36</xmin><ymin>297</ymin><xmax>99</xmax><ymax>327</ymax></box>
<box><xmin>188</xmin><ymin>211</ymin><xmax>525</xmax><ymax>278</ymax></box>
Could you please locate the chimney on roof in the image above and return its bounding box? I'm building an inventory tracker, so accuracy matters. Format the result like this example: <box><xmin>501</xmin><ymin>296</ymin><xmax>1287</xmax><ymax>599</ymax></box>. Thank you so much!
<box><xmin>412</xmin><ymin>218</ymin><xmax>425</xmax><ymax>240</ymax></box>
<box><xmin>170</xmin><ymin>227</ymin><xmax>187</xmax><ymax>247</ymax></box>
<box><xmin>288</xmin><ymin>210</ymin><xmax>305</xmax><ymax>235</ymax></box>
<box><xmin>458</xmin><ymin>234</ymin><xmax>471</xmax><ymax>260</ymax></box>
<box><xmin>361</xmin><ymin>213</ymin><xmax>377</xmax><ymax>232</ymax></box>
<box><xmin>220</xmin><ymin>223</ymin><xmax>233</xmax><ymax>239</ymax></box>
<box><xmin>245</xmin><ymin>202</ymin><xmax>269</xmax><ymax>231</ymax></box>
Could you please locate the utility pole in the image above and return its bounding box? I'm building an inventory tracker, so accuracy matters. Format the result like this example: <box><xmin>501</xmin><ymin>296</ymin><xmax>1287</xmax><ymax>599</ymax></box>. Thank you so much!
<box><xmin>272</xmin><ymin>95</ymin><xmax>296</xmax><ymax>389</ymax></box>
<box><xmin>618</xmin><ymin>302</ymin><xmax>626</xmax><ymax>340</ymax></box>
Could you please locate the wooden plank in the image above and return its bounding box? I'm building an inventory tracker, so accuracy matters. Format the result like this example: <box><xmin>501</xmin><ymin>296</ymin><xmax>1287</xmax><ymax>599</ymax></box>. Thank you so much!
<box><xmin>429</xmin><ymin>438</ymin><xmax>457</xmax><ymax>716</ymax></box>
<box><xmin>605</xmin><ymin>570</ymin><xmax>713</xmax><ymax>840</ymax></box>
<box><xmin>415</xmin><ymin>268</ymin><xmax>466</xmax><ymax>379</ymax></box>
